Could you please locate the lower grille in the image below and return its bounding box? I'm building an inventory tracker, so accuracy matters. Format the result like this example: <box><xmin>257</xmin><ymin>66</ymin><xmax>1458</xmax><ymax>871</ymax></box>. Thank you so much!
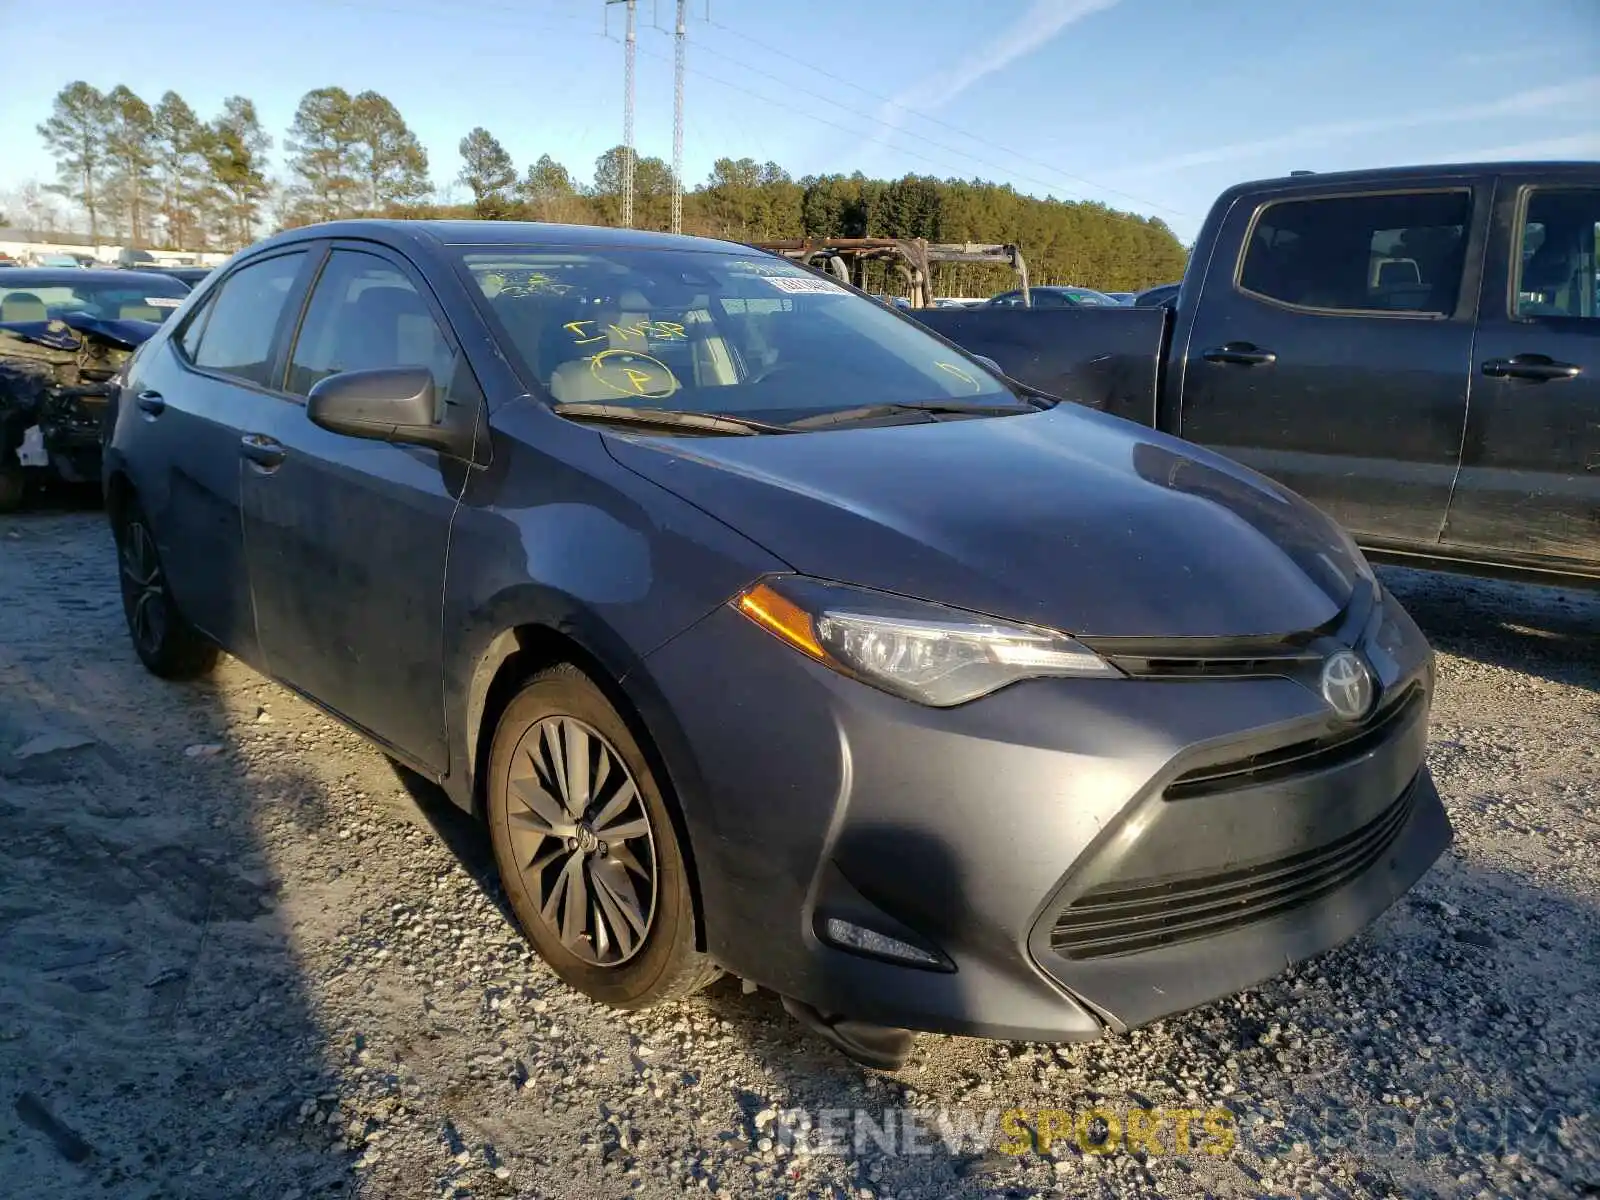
<box><xmin>1049</xmin><ymin>777</ymin><xmax>1419</xmax><ymax>960</ymax></box>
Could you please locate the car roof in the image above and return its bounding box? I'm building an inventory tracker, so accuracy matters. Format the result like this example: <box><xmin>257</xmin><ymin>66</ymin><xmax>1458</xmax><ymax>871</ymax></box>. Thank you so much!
<box><xmin>1230</xmin><ymin>160</ymin><xmax>1600</xmax><ymax>195</ymax></box>
<box><xmin>252</xmin><ymin>218</ymin><xmax>761</xmax><ymax>257</ymax></box>
<box><xmin>0</xmin><ymin>267</ymin><xmax>194</xmax><ymax>287</ymax></box>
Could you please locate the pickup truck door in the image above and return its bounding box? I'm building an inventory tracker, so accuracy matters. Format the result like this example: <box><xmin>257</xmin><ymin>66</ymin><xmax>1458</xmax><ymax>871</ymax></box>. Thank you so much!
<box><xmin>1176</xmin><ymin>183</ymin><xmax>1489</xmax><ymax>545</ymax></box>
<box><xmin>1442</xmin><ymin>176</ymin><xmax>1600</xmax><ymax>567</ymax></box>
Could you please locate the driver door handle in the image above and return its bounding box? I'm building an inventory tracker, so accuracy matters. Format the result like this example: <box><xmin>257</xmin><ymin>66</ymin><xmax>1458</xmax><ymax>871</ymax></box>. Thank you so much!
<box><xmin>1202</xmin><ymin>342</ymin><xmax>1277</xmax><ymax>367</ymax></box>
<box><xmin>240</xmin><ymin>433</ymin><xmax>286</xmax><ymax>471</ymax></box>
<box><xmin>1481</xmin><ymin>354</ymin><xmax>1581</xmax><ymax>382</ymax></box>
<box><xmin>135</xmin><ymin>390</ymin><xmax>165</xmax><ymax>415</ymax></box>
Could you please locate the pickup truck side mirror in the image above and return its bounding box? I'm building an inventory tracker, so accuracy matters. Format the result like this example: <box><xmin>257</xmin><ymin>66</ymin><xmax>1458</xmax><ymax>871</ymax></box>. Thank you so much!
<box><xmin>307</xmin><ymin>367</ymin><xmax>462</xmax><ymax>455</ymax></box>
<box><xmin>971</xmin><ymin>354</ymin><xmax>1003</xmax><ymax>375</ymax></box>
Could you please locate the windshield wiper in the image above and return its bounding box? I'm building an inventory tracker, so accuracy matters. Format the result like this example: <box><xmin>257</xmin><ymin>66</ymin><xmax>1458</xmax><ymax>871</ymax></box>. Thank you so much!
<box><xmin>785</xmin><ymin>397</ymin><xmax>1050</xmax><ymax>430</ymax></box>
<box><xmin>551</xmin><ymin>402</ymin><xmax>799</xmax><ymax>436</ymax></box>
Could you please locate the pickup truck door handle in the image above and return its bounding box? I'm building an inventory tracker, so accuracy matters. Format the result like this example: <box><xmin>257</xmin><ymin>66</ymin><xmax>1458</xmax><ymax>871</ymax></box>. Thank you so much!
<box><xmin>1202</xmin><ymin>343</ymin><xmax>1277</xmax><ymax>366</ymax></box>
<box><xmin>239</xmin><ymin>433</ymin><xmax>287</xmax><ymax>471</ymax></box>
<box><xmin>1481</xmin><ymin>354</ymin><xmax>1581</xmax><ymax>382</ymax></box>
<box><xmin>135</xmin><ymin>390</ymin><xmax>165</xmax><ymax>415</ymax></box>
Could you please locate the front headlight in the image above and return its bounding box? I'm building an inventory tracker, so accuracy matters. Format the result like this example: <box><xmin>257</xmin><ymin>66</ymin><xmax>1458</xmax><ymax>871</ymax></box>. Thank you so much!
<box><xmin>732</xmin><ymin>574</ymin><xmax>1122</xmax><ymax>707</ymax></box>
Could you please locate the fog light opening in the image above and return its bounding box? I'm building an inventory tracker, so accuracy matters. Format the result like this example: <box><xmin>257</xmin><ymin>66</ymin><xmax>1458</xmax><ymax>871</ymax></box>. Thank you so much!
<box><xmin>821</xmin><ymin>917</ymin><xmax>946</xmax><ymax>969</ymax></box>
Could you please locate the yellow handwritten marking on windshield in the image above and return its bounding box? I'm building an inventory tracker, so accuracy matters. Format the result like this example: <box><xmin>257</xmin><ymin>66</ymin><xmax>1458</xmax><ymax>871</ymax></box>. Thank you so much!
<box><xmin>589</xmin><ymin>348</ymin><xmax>679</xmax><ymax>398</ymax></box>
<box><xmin>564</xmin><ymin>320</ymin><xmax>606</xmax><ymax>345</ymax></box>
<box><xmin>568</xmin><ymin>319</ymin><xmax>687</xmax><ymax>345</ymax></box>
<box><xmin>935</xmin><ymin>361</ymin><xmax>982</xmax><ymax>392</ymax></box>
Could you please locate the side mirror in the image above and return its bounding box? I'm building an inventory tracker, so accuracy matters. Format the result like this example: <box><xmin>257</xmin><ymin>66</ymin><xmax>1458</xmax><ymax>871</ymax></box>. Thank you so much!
<box><xmin>971</xmin><ymin>354</ymin><xmax>1003</xmax><ymax>375</ymax></box>
<box><xmin>307</xmin><ymin>367</ymin><xmax>458</xmax><ymax>453</ymax></box>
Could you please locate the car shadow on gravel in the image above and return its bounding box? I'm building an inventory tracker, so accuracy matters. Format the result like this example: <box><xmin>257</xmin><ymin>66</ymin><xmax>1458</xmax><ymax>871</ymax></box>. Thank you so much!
<box><xmin>0</xmin><ymin>515</ymin><xmax>368</xmax><ymax>1200</ymax></box>
<box><xmin>1378</xmin><ymin>566</ymin><xmax>1600</xmax><ymax>690</ymax></box>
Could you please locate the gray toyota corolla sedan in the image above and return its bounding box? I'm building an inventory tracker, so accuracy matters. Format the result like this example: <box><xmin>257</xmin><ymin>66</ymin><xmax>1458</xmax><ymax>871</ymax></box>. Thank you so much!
<box><xmin>104</xmin><ymin>221</ymin><xmax>1452</xmax><ymax>1068</ymax></box>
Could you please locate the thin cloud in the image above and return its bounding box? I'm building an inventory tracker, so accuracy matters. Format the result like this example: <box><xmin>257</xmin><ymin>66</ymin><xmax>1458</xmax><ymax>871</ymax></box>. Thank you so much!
<box><xmin>863</xmin><ymin>0</ymin><xmax>1124</xmax><ymax>157</ymax></box>
<box><xmin>1436</xmin><ymin>132</ymin><xmax>1600</xmax><ymax>161</ymax></box>
<box><xmin>1112</xmin><ymin>75</ymin><xmax>1600</xmax><ymax>180</ymax></box>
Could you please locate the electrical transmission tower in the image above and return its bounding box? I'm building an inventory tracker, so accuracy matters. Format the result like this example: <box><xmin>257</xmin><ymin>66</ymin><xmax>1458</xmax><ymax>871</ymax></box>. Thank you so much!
<box><xmin>671</xmin><ymin>0</ymin><xmax>687</xmax><ymax>233</ymax></box>
<box><xmin>605</xmin><ymin>0</ymin><xmax>638</xmax><ymax>228</ymax></box>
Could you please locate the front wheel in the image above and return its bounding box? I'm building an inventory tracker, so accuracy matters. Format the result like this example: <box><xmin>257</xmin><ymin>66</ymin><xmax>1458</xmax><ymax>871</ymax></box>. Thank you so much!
<box><xmin>115</xmin><ymin>500</ymin><xmax>219</xmax><ymax>680</ymax></box>
<box><xmin>486</xmin><ymin>665</ymin><xmax>718</xmax><ymax>1009</ymax></box>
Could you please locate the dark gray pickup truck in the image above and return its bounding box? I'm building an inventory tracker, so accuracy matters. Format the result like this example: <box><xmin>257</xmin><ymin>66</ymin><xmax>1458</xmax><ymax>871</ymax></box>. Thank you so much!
<box><xmin>918</xmin><ymin>161</ymin><xmax>1600</xmax><ymax>588</ymax></box>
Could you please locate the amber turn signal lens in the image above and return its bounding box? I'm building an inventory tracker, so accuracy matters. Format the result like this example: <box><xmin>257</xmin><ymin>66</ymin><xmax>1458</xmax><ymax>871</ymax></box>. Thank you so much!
<box><xmin>735</xmin><ymin>581</ymin><xmax>825</xmax><ymax>660</ymax></box>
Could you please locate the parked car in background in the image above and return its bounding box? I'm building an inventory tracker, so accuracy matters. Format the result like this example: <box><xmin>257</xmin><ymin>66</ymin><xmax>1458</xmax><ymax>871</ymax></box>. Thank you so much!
<box><xmin>1132</xmin><ymin>282</ymin><xmax>1181</xmax><ymax>307</ymax></box>
<box><xmin>1</xmin><ymin>268</ymin><xmax>189</xmax><ymax>509</ymax></box>
<box><xmin>117</xmin><ymin>247</ymin><xmax>158</xmax><ymax>269</ymax></box>
<box><xmin>103</xmin><ymin>219</ymin><xmax>1450</xmax><ymax>1069</ymax></box>
<box><xmin>986</xmin><ymin>285</ymin><xmax>1123</xmax><ymax>308</ymax></box>
<box><xmin>135</xmin><ymin>265</ymin><xmax>215</xmax><ymax>289</ymax></box>
<box><xmin>916</xmin><ymin>160</ymin><xmax>1600</xmax><ymax>587</ymax></box>
<box><xmin>1106</xmin><ymin>291</ymin><xmax>1135</xmax><ymax>304</ymax></box>
<box><xmin>36</xmin><ymin>253</ymin><xmax>84</xmax><ymax>268</ymax></box>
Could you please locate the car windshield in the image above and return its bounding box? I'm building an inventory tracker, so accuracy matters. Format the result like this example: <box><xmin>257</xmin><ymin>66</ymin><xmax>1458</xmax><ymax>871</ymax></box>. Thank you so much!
<box><xmin>0</xmin><ymin>276</ymin><xmax>191</xmax><ymax>323</ymax></box>
<box><xmin>459</xmin><ymin>248</ymin><xmax>1015</xmax><ymax>421</ymax></box>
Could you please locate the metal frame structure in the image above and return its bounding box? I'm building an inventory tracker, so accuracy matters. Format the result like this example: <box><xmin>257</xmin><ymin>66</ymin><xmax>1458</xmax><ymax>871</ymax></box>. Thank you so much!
<box><xmin>752</xmin><ymin>238</ymin><xmax>1031</xmax><ymax>308</ymax></box>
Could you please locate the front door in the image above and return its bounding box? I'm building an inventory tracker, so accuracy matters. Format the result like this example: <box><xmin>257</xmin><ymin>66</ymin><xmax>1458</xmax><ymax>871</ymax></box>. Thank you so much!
<box><xmin>1443</xmin><ymin>178</ymin><xmax>1600</xmax><ymax>566</ymax></box>
<box><xmin>240</xmin><ymin>242</ymin><xmax>476</xmax><ymax>772</ymax></box>
<box><xmin>1179</xmin><ymin>184</ymin><xmax>1487</xmax><ymax>545</ymax></box>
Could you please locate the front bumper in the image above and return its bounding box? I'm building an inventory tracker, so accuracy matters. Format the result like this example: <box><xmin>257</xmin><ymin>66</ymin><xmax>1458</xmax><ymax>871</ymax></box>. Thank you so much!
<box><xmin>642</xmin><ymin>579</ymin><xmax>1451</xmax><ymax>1042</ymax></box>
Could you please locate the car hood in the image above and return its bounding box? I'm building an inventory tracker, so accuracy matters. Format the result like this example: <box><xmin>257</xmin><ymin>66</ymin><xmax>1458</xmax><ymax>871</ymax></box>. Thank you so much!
<box><xmin>603</xmin><ymin>404</ymin><xmax>1368</xmax><ymax>637</ymax></box>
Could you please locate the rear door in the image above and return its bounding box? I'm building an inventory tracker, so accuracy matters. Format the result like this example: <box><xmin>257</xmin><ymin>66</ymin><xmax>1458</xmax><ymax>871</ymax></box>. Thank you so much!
<box><xmin>1177</xmin><ymin>182</ymin><xmax>1489</xmax><ymax>544</ymax></box>
<box><xmin>123</xmin><ymin>248</ymin><xmax>315</xmax><ymax>661</ymax></box>
<box><xmin>1442</xmin><ymin>176</ymin><xmax>1600</xmax><ymax>566</ymax></box>
<box><xmin>240</xmin><ymin>241</ymin><xmax>477</xmax><ymax>772</ymax></box>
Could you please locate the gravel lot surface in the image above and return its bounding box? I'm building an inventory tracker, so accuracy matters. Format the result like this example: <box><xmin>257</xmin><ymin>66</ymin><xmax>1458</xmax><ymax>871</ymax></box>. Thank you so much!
<box><xmin>1</xmin><ymin>503</ymin><xmax>1596</xmax><ymax>1200</ymax></box>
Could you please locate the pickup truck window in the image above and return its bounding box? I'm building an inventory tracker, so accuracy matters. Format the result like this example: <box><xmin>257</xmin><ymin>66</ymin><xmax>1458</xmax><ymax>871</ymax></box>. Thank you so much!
<box><xmin>1238</xmin><ymin>191</ymin><xmax>1471</xmax><ymax>316</ymax></box>
<box><xmin>1515</xmin><ymin>188</ymin><xmax>1600</xmax><ymax>321</ymax></box>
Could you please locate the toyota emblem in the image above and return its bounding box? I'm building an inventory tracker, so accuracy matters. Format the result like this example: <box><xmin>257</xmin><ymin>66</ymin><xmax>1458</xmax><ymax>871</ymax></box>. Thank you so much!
<box><xmin>1320</xmin><ymin>649</ymin><xmax>1375</xmax><ymax>721</ymax></box>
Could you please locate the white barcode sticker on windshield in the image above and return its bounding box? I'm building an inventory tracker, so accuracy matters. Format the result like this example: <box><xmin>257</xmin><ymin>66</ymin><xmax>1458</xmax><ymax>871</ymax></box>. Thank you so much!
<box><xmin>762</xmin><ymin>275</ymin><xmax>849</xmax><ymax>295</ymax></box>
<box><xmin>145</xmin><ymin>297</ymin><xmax>182</xmax><ymax>308</ymax></box>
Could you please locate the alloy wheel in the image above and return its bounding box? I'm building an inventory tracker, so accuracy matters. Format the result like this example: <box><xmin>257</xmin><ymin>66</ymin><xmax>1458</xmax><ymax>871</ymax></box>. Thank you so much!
<box><xmin>505</xmin><ymin>716</ymin><xmax>658</xmax><ymax>966</ymax></box>
<box><xmin>120</xmin><ymin>520</ymin><xmax>168</xmax><ymax>655</ymax></box>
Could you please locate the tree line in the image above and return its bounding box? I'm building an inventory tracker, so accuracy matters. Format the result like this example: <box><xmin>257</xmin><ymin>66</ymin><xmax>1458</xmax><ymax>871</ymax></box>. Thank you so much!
<box><xmin>29</xmin><ymin>82</ymin><xmax>1187</xmax><ymax>292</ymax></box>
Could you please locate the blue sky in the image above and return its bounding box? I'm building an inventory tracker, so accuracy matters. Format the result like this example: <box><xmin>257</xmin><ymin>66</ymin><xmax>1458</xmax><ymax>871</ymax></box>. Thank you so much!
<box><xmin>0</xmin><ymin>0</ymin><xmax>1596</xmax><ymax>241</ymax></box>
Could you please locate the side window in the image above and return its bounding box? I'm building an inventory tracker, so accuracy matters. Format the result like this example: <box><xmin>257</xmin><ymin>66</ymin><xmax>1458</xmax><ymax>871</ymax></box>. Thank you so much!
<box><xmin>1239</xmin><ymin>191</ymin><xmax>1472</xmax><ymax>315</ymax></box>
<box><xmin>178</xmin><ymin>292</ymin><xmax>214</xmax><ymax>360</ymax></box>
<box><xmin>286</xmin><ymin>249</ymin><xmax>455</xmax><ymax>406</ymax></box>
<box><xmin>1515</xmin><ymin>188</ymin><xmax>1600</xmax><ymax>320</ymax></box>
<box><xmin>188</xmin><ymin>251</ymin><xmax>308</xmax><ymax>386</ymax></box>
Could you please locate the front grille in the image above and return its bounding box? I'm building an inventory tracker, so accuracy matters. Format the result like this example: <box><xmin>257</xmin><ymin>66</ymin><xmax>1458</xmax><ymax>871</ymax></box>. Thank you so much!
<box><xmin>1163</xmin><ymin>685</ymin><xmax>1424</xmax><ymax>801</ymax></box>
<box><xmin>1048</xmin><ymin>776</ymin><xmax>1419</xmax><ymax>960</ymax></box>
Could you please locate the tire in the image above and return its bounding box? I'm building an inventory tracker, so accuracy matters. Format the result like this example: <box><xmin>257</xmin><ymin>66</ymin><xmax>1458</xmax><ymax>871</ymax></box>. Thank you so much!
<box><xmin>486</xmin><ymin>664</ymin><xmax>719</xmax><ymax>1009</ymax></box>
<box><xmin>0</xmin><ymin>463</ymin><xmax>24</xmax><ymax>514</ymax></box>
<box><xmin>114</xmin><ymin>498</ymin><xmax>219</xmax><ymax>680</ymax></box>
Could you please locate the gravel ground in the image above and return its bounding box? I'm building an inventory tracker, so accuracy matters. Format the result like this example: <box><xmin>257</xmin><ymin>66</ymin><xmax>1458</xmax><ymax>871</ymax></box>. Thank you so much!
<box><xmin>1</xmin><ymin>503</ymin><xmax>1596</xmax><ymax>1200</ymax></box>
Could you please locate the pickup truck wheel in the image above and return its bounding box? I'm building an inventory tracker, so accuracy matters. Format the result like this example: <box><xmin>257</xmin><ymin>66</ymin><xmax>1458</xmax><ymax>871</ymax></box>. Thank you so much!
<box><xmin>114</xmin><ymin>501</ymin><xmax>219</xmax><ymax>680</ymax></box>
<box><xmin>0</xmin><ymin>464</ymin><xmax>24</xmax><ymax>514</ymax></box>
<box><xmin>486</xmin><ymin>665</ymin><xmax>719</xmax><ymax>1009</ymax></box>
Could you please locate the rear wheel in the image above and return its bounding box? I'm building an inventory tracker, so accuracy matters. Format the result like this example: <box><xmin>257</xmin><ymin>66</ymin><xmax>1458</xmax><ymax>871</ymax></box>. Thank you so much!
<box><xmin>115</xmin><ymin>499</ymin><xmax>219</xmax><ymax>680</ymax></box>
<box><xmin>0</xmin><ymin>463</ymin><xmax>24</xmax><ymax>513</ymax></box>
<box><xmin>486</xmin><ymin>665</ymin><xmax>718</xmax><ymax>1008</ymax></box>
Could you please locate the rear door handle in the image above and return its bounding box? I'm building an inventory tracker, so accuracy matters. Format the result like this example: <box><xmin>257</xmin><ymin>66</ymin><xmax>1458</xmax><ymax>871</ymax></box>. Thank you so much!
<box><xmin>135</xmin><ymin>389</ymin><xmax>165</xmax><ymax>415</ymax></box>
<box><xmin>1202</xmin><ymin>343</ymin><xmax>1277</xmax><ymax>366</ymax></box>
<box><xmin>239</xmin><ymin>433</ymin><xmax>286</xmax><ymax>471</ymax></box>
<box><xmin>1481</xmin><ymin>355</ymin><xmax>1581</xmax><ymax>382</ymax></box>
